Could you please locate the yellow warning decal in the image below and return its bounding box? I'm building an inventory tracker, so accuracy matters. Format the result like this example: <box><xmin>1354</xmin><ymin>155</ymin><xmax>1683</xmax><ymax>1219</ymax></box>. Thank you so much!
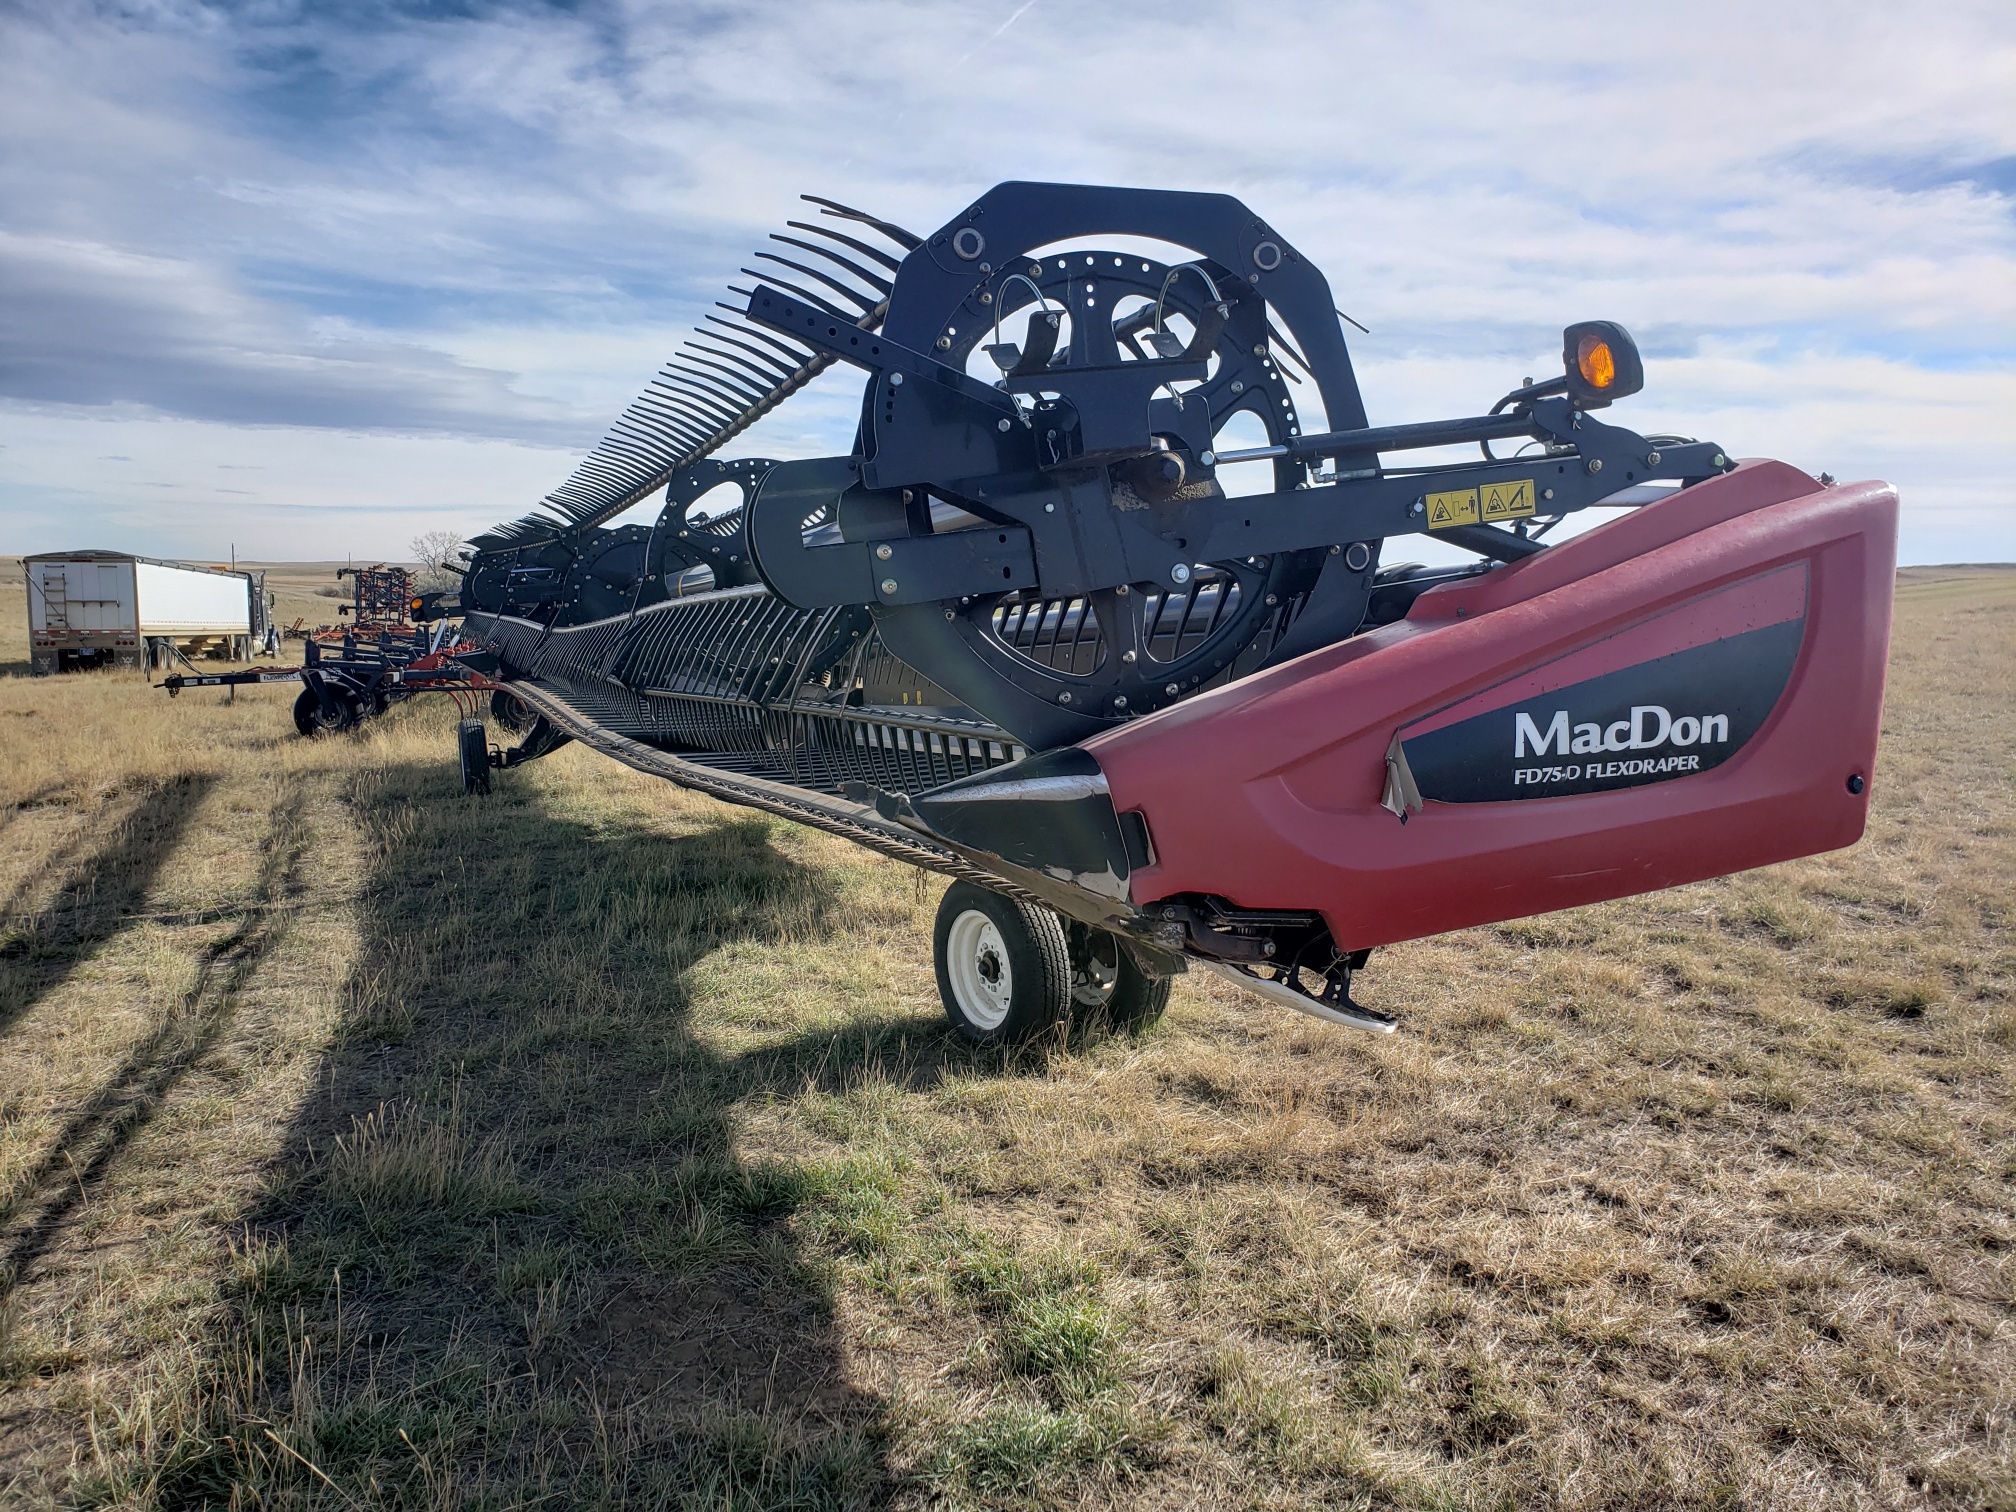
<box><xmin>1480</xmin><ymin>478</ymin><xmax>1536</xmax><ymax>522</ymax></box>
<box><xmin>1425</xmin><ymin>487</ymin><xmax>1480</xmax><ymax>530</ymax></box>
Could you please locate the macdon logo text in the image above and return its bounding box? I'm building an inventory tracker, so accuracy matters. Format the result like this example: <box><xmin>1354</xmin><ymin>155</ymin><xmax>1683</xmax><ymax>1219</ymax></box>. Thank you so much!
<box><xmin>1514</xmin><ymin>705</ymin><xmax>1730</xmax><ymax>759</ymax></box>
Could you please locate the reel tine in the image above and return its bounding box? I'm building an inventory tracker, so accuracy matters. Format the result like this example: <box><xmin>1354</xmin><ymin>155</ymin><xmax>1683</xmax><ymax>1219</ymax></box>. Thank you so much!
<box><xmin>753</xmin><ymin>249</ymin><xmax>882</xmax><ymax>312</ymax></box>
<box><xmin>1266</xmin><ymin>316</ymin><xmax>1313</xmax><ymax>383</ymax></box>
<box><xmin>767</xmin><ymin>233</ymin><xmax>894</xmax><ymax>296</ymax></box>
<box><xmin>680</xmin><ymin>354</ymin><xmax>771</xmax><ymax>402</ymax></box>
<box><xmin>695</xmin><ymin>323</ymin><xmax>796</xmax><ymax>371</ymax></box>
<box><xmin>634</xmin><ymin>394</ymin><xmax>712</xmax><ymax>440</ymax></box>
<box><xmin>783</xmin><ymin>219</ymin><xmax>904</xmax><ymax>274</ymax></box>
<box><xmin>709</xmin><ymin>311</ymin><xmax>816</xmax><ymax>365</ymax></box>
<box><xmin>693</xmin><ymin>331</ymin><xmax>797</xmax><ymax>383</ymax></box>
<box><xmin>657</xmin><ymin>378</ymin><xmax>745</xmax><ymax>425</ymax></box>
<box><xmin>687</xmin><ymin>347</ymin><xmax>787</xmax><ymax>394</ymax></box>
<box><xmin>741</xmin><ymin>266</ymin><xmax>859</xmax><ymax>320</ymax></box>
<box><xmin>480</xmin><ymin>196</ymin><xmax>920</xmax><ymax>546</ymax></box>
<box><xmin>800</xmin><ymin>193</ymin><xmax>922</xmax><ymax>251</ymax></box>
<box><xmin>666</xmin><ymin>364</ymin><xmax>761</xmax><ymax>409</ymax></box>
<box><xmin>615</xmin><ymin>411</ymin><xmax>688</xmax><ymax>449</ymax></box>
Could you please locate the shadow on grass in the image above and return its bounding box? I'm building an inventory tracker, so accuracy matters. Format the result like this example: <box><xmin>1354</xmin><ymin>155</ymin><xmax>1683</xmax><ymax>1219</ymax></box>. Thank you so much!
<box><xmin>152</xmin><ymin>759</ymin><xmax>916</xmax><ymax>1509</ymax></box>
<box><xmin>0</xmin><ymin>773</ymin><xmax>218</xmax><ymax>1041</ymax></box>
<box><xmin>0</xmin><ymin>792</ymin><xmax>308</xmax><ymax>1287</ymax></box>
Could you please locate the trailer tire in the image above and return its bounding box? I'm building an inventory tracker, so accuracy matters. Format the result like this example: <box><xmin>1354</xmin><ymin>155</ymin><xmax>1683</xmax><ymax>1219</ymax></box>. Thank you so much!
<box><xmin>934</xmin><ymin>882</ymin><xmax>1071</xmax><ymax>1046</ymax></box>
<box><xmin>1068</xmin><ymin>922</ymin><xmax>1173</xmax><ymax>1033</ymax></box>
<box><xmin>459</xmin><ymin>719</ymin><xmax>492</xmax><ymax>796</ymax></box>
<box><xmin>293</xmin><ymin>685</ymin><xmax>360</xmax><ymax>736</ymax></box>
<box><xmin>491</xmin><ymin>689</ymin><xmax>536</xmax><ymax>734</ymax></box>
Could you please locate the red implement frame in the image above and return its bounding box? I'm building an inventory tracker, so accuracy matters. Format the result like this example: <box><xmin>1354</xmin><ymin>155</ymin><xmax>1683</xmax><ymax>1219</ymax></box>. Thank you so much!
<box><xmin>1090</xmin><ymin>461</ymin><xmax>1898</xmax><ymax>950</ymax></box>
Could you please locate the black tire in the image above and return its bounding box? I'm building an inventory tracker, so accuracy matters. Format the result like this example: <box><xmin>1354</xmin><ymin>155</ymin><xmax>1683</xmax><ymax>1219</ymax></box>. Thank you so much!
<box><xmin>293</xmin><ymin>684</ymin><xmax>360</xmax><ymax>737</ymax></box>
<box><xmin>933</xmin><ymin>882</ymin><xmax>1071</xmax><ymax>1046</ymax></box>
<box><xmin>1068</xmin><ymin>921</ymin><xmax>1173</xmax><ymax>1033</ymax></box>
<box><xmin>459</xmin><ymin>719</ymin><xmax>492</xmax><ymax>796</ymax></box>
<box><xmin>491</xmin><ymin>688</ymin><xmax>536</xmax><ymax>734</ymax></box>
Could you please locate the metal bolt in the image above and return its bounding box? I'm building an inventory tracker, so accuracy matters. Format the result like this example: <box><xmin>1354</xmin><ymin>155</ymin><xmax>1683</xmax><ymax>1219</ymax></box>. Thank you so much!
<box><xmin>935</xmin><ymin>336</ymin><xmax>952</xmax><ymax>351</ymax></box>
<box><xmin>997</xmin><ymin>418</ymin><xmax>1011</xmax><ymax>432</ymax></box>
<box><xmin>1411</xmin><ymin>498</ymin><xmax>1425</xmax><ymax>516</ymax></box>
<box><xmin>1165</xmin><ymin>682</ymin><xmax>1180</xmax><ymax>696</ymax></box>
<box><xmin>979</xmin><ymin>291</ymin><xmax>993</xmax><ymax>305</ymax></box>
<box><xmin>1248</xmin><ymin>272</ymin><xmax>1259</xmax><ymax>284</ymax></box>
<box><xmin>1329</xmin><ymin>544</ymin><xmax>1341</xmax><ymax>554</ymax></box>
<box><xmin>1044</xmin><ymin>502</ymin><xmax>1055</xmax><ymax>513</ymax></box>
<box><xmin>1261</xmin><ymin>940</ymin><xmax>1277</xmax><ymax>957</ymax></box>
<box><xmin>1265</xmin><ymin>594</ymin><xmax>1278</xmax><ymax>606</ymax></box>
<box><xmin>1114</xmin><ymin>583</ymin><xmax>1129</xmax><ymax>595</ymax></box>
<box><xmin>1713</xmin><ymin>453</ymin><xmax>1728</xmax><ymax>468</ymax></box>
<box><xmin>1586</xmin><ymin>458</ymin><xmax>1604</xmax><ymax>474</ymax></box>
<box><xmin>879</xmin><ymin>578</ymin><xmax>898</xmax><ymax>595</ymax></box>
<box><xmin>1646</xmin><ymin>450</ymin><xmax>1661</xmax><ymax>467</ymax></box>
<box><xmin>874</xmin><ymin>544</ymin><xmax>893</xmax><ymax>560</ymax></box>
<box><xmin>1057</xmin><ymin>691</ymin><xmax>1072</xmax><ymax>704</ymax></box>
<box><xmin>1200</xmin><ymin>450</ymin><xmax>1215</xmax><ymax>466</ymax></box>
<box><xmin>1230</xmin><ymin>380</ymin><xmax>1244</xmax><ymax>394</ymax></box>
<box><xmin>1114</xmin><ymin>695</ymin><xmax>1128</xmax><ymax>708</ymax></box>
<box><xmin>1121</xmin><ymin>649</ymin><xmax>1137</xmax><ymax>663</ymax></box>
<box><xmin>1170</xmin><ymin>564</ymin><xmax>1192</xmax><ymax>585</ymax></box>
<box><xmin>889</xmin><ymin>372</ymin><xmax>903</xmax><ymax>387</ymax></box>
<box><xmin>1543</xmin><ymin>487</ymin><xmax>1555</xmax><ymax>500</ymax></box>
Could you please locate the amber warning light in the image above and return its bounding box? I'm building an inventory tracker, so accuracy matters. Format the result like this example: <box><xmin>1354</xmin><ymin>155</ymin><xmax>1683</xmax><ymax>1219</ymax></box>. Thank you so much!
<box><xmin>1561</xmin><ymin>320</ymin><xmax>1644</xmax><ymax>407</ymax></box>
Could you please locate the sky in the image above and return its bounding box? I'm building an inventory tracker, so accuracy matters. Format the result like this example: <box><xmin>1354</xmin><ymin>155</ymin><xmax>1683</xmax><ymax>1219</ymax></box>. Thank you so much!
<box><xmin>1</xmin><ymin>0</ymin><xmax>2011</xmax><ymax>565</ymax></box>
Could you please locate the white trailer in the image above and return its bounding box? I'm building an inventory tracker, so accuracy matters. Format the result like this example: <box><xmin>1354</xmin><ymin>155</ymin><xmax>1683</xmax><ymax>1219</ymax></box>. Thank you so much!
<box><xmin>25</xmin><ymin>551</ymin><xmax>270</xmax><ymax>675</ymax></box>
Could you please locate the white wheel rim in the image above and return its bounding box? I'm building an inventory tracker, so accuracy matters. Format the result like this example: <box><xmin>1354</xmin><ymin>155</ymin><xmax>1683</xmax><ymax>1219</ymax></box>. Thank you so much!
<box><xmin>947</xmin><ymin>909</ymin><xmax>1014</xmax><ymax>1030</ymax></box>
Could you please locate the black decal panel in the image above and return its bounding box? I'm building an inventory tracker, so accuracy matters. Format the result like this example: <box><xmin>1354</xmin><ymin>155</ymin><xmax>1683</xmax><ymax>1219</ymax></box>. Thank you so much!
<box><xmin>1401</xmin><ymin>616</ymin><xmax>1805</xmax><ymax>803</ymax></box>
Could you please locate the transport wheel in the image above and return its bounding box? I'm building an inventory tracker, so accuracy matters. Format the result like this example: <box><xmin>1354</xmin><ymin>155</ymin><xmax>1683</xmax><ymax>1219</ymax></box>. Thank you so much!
<box><xmin>293</xmin><ymin>685</ymin><xmax>359</xmax><ymax>736</ymax></box>
<box><xmin>459</xmin><ymin>718</ymin><xmax>492</xmax><ymax>796</ymax></box>
<box><xmin>1068</xmin><ymin>922</ymin><xmax>1173</xmax><ymax>1034</ymax></box>
<box><xmin>934</xmin><ymin>881</ymin><xmax>1071</xmax><ymax>1046</ymax></box>
<box><xmin>491</xmin><ymin>688</ymin><xmax>536</xmax><ymax>734</ymax></box>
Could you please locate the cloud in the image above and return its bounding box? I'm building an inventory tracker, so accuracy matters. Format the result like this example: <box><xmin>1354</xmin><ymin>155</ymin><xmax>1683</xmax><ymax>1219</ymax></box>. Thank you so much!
<box><xmin>0</xmin><ymin>0</ymin><xmax>2010</xmax><ymax>560</ymax></box>
<box><xmin>0</xmin><ymin>230</ymin><xmax>594</xmax><ymax>439</ymax></box>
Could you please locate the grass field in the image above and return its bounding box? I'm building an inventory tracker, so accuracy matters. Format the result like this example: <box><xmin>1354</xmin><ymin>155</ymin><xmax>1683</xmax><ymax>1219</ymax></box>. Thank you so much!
<box><xmin>0</xmin><ymin>566</ymin><xmax>2011</xmax><ymax>1509</ymax></box>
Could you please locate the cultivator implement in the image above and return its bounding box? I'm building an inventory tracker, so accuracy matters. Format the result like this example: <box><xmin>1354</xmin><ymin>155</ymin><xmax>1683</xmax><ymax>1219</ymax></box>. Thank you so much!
<box><xmin>161</xmin><ymin>565</ymin><xmax>506</xmax><ymax>734</ymax></box>
<box><xmin>457</xmin><ymin>181</ymin><xmax>1898</xmax><ymax>1041</ymax></box>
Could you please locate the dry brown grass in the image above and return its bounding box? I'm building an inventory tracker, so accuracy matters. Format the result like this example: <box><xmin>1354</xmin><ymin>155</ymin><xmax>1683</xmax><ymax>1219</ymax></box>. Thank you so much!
<box><xmin>0</xmin><ymin>566</ymin><xmax>2010</xmax><ymax>1509</ymax></box>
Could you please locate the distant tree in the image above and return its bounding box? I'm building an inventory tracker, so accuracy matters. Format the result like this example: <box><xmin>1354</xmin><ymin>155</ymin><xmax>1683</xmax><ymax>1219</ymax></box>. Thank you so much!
<box><xmin>410</xmin><ymin>530</ymin><xmax>469</xmax><ymax>591</ymax></box>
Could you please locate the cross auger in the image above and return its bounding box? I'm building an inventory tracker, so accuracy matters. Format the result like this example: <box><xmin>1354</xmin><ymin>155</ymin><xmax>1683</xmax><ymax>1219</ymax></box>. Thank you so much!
<box><xmin>454</xmin><ymin>181</ymin><xmax>1898</xmax><ymax>1043</ymax></box>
